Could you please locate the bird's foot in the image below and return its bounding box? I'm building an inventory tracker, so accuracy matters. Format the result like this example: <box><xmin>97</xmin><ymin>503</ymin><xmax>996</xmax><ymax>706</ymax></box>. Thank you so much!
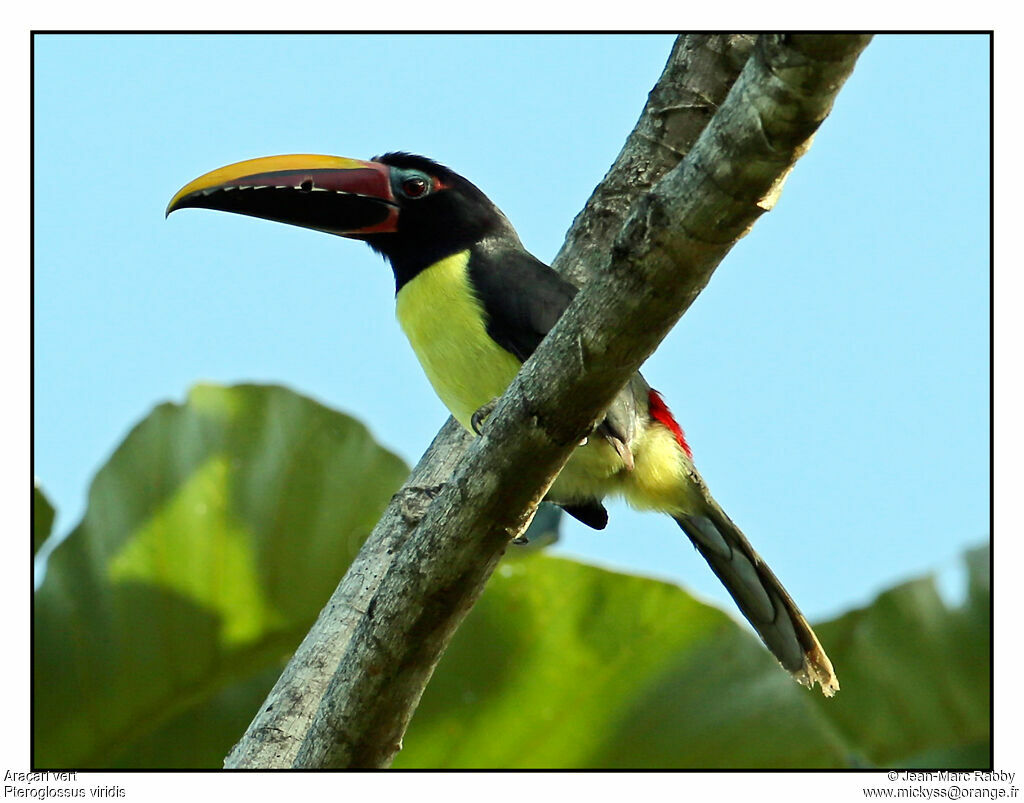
<box><xmin>512</xmin><ymin>535</ymin><xmax>529</xmax><ymax>545</ymax></box>
<box><xmin>471</xmin><ymin>398</ymin><xmax>499</xmax><ymax>436</ymax></box>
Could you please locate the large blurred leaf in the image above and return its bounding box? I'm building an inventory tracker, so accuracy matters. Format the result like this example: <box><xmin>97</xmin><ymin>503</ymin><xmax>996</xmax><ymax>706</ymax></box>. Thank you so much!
<box><xmin>32</xmin><ymin>381</ymin><xmax>988</xmax><ymax>768</ymax></box>
<box><xmin>33</xmin><ymin>384</ymin><xmax>408</xmax><ymax>768</ymax></box>
<box><xmin>807</xmin><ymin>544</ymin><xmax>990</xmax><ymax>767</ymax></box>
<box><xmin>393</xmin><ymin>546</ymin><xmax>990</xmax><ymax>769</ymax></box>
<box><xmin>33</xmin><ymin>484</ymin><xmax>56</xmax><ymax>555</ymax></box>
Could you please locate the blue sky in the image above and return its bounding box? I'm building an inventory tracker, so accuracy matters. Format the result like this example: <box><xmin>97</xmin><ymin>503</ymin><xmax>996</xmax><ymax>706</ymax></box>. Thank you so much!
<box><xmin>33</xmin><ymin>34</ymin><xmax>989</xmax><ymax>622</ymax></box>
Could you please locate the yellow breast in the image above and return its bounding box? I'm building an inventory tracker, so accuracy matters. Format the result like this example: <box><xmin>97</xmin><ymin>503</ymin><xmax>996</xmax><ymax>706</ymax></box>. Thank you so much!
<box><xmin>395</xmin><ymin>250</ymin><xmax>522</xmax><ymax>431</ymax></box>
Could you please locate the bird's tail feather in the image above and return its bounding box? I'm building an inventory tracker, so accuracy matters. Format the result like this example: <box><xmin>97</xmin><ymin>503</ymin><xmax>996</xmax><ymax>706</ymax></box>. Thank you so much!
<box><xmin>674</xmin><ymin>503</ymin><xmax>839</xmax><ymax>697</ymax></box>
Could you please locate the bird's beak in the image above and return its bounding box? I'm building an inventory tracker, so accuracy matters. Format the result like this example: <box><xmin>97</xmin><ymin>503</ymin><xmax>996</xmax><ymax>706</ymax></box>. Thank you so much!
<box><xmin>166</xmin><ymin>154</ymin><xmax>399</xmax><ymax>236</ymax></box>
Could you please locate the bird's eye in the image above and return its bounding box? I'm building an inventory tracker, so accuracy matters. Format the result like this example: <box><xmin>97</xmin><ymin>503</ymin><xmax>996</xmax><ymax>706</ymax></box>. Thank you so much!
<box><xmin>401</xmin><ymin>176</ymin><xmax>430</xmax><ymax>198</ymax></box>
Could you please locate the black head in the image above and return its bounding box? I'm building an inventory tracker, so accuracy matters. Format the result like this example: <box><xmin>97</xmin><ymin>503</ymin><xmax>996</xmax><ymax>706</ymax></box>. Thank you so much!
<box><xmin>366</xmin><ymin>152</ymin><xmax>516</xmax><ymax>284</ymax></box>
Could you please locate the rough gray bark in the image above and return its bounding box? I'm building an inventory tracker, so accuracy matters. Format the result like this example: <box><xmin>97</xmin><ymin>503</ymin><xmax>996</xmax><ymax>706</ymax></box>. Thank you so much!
<box><xmin>224</xmin><ymin>33</ymin><xmax>871</xmax><ymax>770</ymax></box>
<box><xmin>554</xmin><ymin>34</ymin><xmax>757</xmax><ymax>286</ymax></box>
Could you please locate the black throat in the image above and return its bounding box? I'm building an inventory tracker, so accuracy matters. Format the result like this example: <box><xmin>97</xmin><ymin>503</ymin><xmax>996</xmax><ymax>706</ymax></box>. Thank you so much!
<box><xmin>366</xmin><ymin>236</ymin><xmax>478</xmax><ymax>295</ymax></box>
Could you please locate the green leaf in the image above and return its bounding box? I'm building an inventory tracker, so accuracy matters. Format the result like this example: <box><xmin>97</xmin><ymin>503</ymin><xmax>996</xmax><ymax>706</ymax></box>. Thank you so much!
<box><xmin>33</xmin><ymin>484</ymin><xmax>56</xmax><ymax>555</ymax></box>
<box><xmin>32</xmin><ymin>380</ymin><xmax>987</xmax><ymax>769</ymax></box>
<box><xmin>33</xmin><ymin>384</ymin><xmax>408</xmax><ymax>768</ymax></box>
<box><xmin>393</xmin><ymin>546</ymin><xmax>990</xmax><ymax>769</ymax></box>
<box><xmin>393</xmin><ymin>555</ymin><xmax>847</xmax><ymax>769</ymax></box>
<box><xmin>806</xmin><ymin>544</ymin><xmax>991</xmax><ymax>768</ymax></box>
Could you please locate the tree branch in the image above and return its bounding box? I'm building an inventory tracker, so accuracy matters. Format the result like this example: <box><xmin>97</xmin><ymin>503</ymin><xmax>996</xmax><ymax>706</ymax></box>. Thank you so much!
<box><xmin>553</xmin><ymin>34</ymin><xmax>757</xmax><ymax>285</ymax></box>
<box><xmin>224</xmin><ymin>33</ymin><xmax>871</xmax><ymax>770</ymax></box>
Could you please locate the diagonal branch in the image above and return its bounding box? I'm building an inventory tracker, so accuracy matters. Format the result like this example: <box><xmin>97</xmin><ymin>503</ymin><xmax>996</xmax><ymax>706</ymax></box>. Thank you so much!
<box><xmin>224</xmin><ymin>33</ymin><xmax>871</xmax><ymax>770</ymax></box>
<box><xmin>553</xmin><ymin>34</ymin><xmax>757</xmax><ymax>285</ymax></box>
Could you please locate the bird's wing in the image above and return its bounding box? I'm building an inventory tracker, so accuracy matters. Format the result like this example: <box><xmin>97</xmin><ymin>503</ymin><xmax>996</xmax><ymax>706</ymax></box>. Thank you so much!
<box><xmin>468</xmin><ymin>246</ymin><xmax>640</xmax><ymax>461</ymax></box>
<box><xmin>467</xmin><ymin>246</ymin><xmax>578</xmax><ymax>362</ymax></box>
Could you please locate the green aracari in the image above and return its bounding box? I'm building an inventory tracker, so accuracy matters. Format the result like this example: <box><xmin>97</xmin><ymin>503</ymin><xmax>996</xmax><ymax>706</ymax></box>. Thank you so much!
<box><xmin>168</xmin><ymin>152</ymin><xmax>838</xmax><ymax>695</ymax></box>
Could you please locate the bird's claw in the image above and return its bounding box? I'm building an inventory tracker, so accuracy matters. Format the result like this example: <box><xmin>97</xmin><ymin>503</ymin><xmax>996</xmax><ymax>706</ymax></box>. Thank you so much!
<box><xmin>512</xmin><ymin>535</ymin><xmax>529</xmax><ymax>545</ymax></box>
<box><xmin>471</xmin><ymin>398</ymin><xmax>499</xmax><ymax>436</ymax></box>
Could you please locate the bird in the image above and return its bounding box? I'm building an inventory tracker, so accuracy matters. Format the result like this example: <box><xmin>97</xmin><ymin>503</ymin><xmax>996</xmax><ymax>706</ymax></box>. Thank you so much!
<box><xmin>167</xmin><ymin>151</ymin><xmax>838</xmax><ymax>696</ymax></box>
